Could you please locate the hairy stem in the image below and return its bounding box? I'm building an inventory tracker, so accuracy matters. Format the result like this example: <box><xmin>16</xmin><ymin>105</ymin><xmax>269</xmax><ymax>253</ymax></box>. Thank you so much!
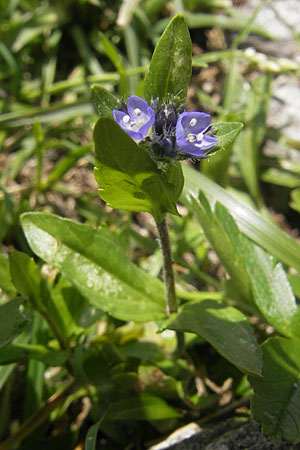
<box><xmin>156</xmin><ymin>217</ymin><xmax>177</xmax><ymax>316</ymax></box>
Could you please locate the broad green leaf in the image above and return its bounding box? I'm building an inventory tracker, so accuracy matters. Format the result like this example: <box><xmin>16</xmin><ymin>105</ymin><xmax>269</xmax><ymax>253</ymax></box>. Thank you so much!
<box><xmin>0</xmin><ymin>252</ymin><xmax>16</xmax><ymax>298</ymax></box>
<box><xmin>105</xmin><ymin>394</ymin><xmax>182</xmax><ymax>420</ymax></box>
<box><xmin>194</xmin><ymin>195</ymin><xmax>300</xmax><ymax>338</ymax></box>
<box><xmin>90</xmin><ymin>85</ymin><xmax>119</xmax><ymax>118</ymax></box>
<box><xmin>241</xmin><ymin>243</ymin><xmax>300</xmax><ymax>339</ymax></box>
<box><xmin>206</xmin><ymin>121</ymin><xmax>244</xmax><ymax>153</ymax></box>
<box><xmin>0</xmin><ymin>342</ymin><xmax>67</xmax><ymax>366</ymax></box>
<box><xmin>165</xmin><ymin>299</ymin><xmax>262</xmax><ymax>375</ymax></box>
<box><xmin>249</xmin><ymin>337</ymin><xmax>300</xmax><ymax>443</ymax></box>
<box><xmin>94</xmin><ymin>117</ymin><xmax>179</xmax><ymax>223</ymax></box>
<box><xmin>21</xmin><ymin>212</ymin><xmax>166</xmax><ymax>322</ymax></box>
<box><xmin>0</xmin><ymin>299</ymin><xmax>30</xmax><ymax>348</ymax></box>
<box><xmin>144</xmin><ymin>14</ymin><xmax>192</xmax><ymax>104</ymax></box>
<box><xmin>192</xmin><ymin>194</ymin><xmax>252</xmax><ymax>305</ymax></box>
<box><xmin>181</xmin><ymin>166</ymin><xmax>300</xmax><ymax>272</ymax></box>
<box><xmin>9</xmin><ymin>251</ymin><xmax>41</xmax><ymax>308</ymax></box>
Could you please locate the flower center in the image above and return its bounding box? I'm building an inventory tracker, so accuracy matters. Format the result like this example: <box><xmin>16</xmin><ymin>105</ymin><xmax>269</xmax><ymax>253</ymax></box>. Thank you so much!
<box><xmin>186</xmin><ymin>132</ymin><xmax>204</xmax><ymax>148</ymax></box>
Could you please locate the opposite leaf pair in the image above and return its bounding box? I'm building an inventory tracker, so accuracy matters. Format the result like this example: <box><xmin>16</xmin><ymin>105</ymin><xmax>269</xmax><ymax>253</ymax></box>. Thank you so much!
<box><xmin>113</xmin><ymin>95</ymin><xmax>218</xmax><ymax>159</ymax></box>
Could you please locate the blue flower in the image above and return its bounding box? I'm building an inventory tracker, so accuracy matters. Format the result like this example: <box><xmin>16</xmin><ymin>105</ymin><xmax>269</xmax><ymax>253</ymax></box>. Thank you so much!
<box><xmin>113</xmin><ymin>95</ymin><xmax>155</xmax><ymax>141</ymax></box>
<box><xmin>175</xmin><ymin>111</ymin><xmax>218</xmax><ymax>158</ymax></box>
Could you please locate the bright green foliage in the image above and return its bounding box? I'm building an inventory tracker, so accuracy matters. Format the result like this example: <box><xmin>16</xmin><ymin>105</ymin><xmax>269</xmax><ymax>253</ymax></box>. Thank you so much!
<box><xmin>91</xmin><ymin>85</ymin><xmax>119</xmax><ymax>118</ymax></box>
<box><xmin>21</xmin><ymin>212</ymin><xmax>166</xmax><ymax>322</ymax></box>
<box><xmin>94</xmin><ymin>118</ymin><xmax>180</xmax><ymax>223</ymax></box>
<box><xmin>0</xmin><ymin>299</ymin><xmax>30</xmax><ymax>348</ymax></box>
<box><xmin>144</xmin><ymin>14</ymin><xmax>192</xmax><ymax>104</ymax></box>
<box><xmin>208</xmin><ymin>121</ymin><xmax>244</xmax><ymax>152</ymax></box>
<box><xmin>182</xmin><ymin>166</ymin><xmax>300</xmax><ymax>272</ymax></box>
<box><xmin>193</xmin><ymin>193</ymin><xmax>300</xmax><ymax>338</ymax></box>
<box><xmin>191</xmin><ymin>193</ymin><xmax>253</xmax><ymax>305</ymax></box>
<box><xmin>165</xmin><ymin>299</ymin><xmax>262</xmax><ymax>375</ymax></box>
<box><xmin>249</xmin><ymin>337</ymin><xmax>300</xmax><ymax>443</ymax></box>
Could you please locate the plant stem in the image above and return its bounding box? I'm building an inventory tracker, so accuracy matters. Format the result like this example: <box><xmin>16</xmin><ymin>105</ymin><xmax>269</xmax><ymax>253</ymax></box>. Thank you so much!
<box><xmin>156</xmin><ymin>217</ymin><xmax>177</xmax><ymax>316</ymax></box>
<box><xmin>0</xmin><ymin>381</ymin><xmax>79</xmax><ymax>450</ymax></box>
<box><xmin>156</xmin><ymin>217</ymin><xmax>185</xmax><ymax>354</ymax></box>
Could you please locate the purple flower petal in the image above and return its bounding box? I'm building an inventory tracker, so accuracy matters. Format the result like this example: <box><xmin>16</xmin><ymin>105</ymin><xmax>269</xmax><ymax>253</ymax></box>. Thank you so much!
<box><xmin>175</xmin><ymin>111</ymin><xmax>217</xmax><ymax>157</ymax></box>
<box><xmin>113</xmin><ymin>95</ymin><xmax>155</xmax><ymax>141</ymax></box>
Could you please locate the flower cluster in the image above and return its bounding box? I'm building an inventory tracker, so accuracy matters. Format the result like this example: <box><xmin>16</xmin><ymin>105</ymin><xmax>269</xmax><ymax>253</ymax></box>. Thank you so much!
<box><xmin>113</xmin><ymin>95</ymin><xmax>218</xmax><ymax>160</ymax></box>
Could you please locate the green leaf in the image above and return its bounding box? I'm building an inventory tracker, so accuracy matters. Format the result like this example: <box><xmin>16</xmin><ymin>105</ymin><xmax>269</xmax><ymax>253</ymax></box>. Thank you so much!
<box><xmin>85</xmin><ymin>422</ymin><xmax>101</xmax><ymax>450</ymax></box>
<box><xmin>194</xmin><ymin>195</ymin><xmax>300</xmax><ymax>338</ymax></box>
<box><xmin>207</xmin><ymin>121</ymin><xmax>244</xmax><ymax>153</ymax></box>
<box><xmin>105</xmin><ymin>394</ymin><xmax>182</xmax><ymax>420</ymax></box>
<box><xmin>0</xmin><ymin>342</ymin><xmax>67</xmax><ymax>366</ymax></box>
<box><xmin>181</xmin><ymin>166</ymin><xmax>300</xmax><ymax>272</ymax></box>
<box><xmin>249</xmin><ymin>337</ymin><xmax>300</xmax><ymax>443</ymax></box>
<box><xmin>165</xmin><ymin>299</ymin><xmax>262</xmax><ymax>375</ymax></box>
<box><xmin>21</xmin><ymin>212</ymin><xmax>166</xmax><ymax>322</ymax></box>
<box><xmin>144</xmin><ymin>14</ymin><xmax>192</xmax><ymax>104</ymax></box>
<box><xmin>241</xmin><ymin>243</ymin><xmax>300</xmax><ymax>339</ymax></box>
<box><xmin>192</xmin><ymin>194</ymin><xmax>252</xmax><ymax>305</ymax></box>
<box><xmin>90</xmin><ymin>85</ymin><xmax>119</xmax><ymax>118</ymax></box>
<box><xmin>44</xmin><ymin>276</ymin><xmax>85</xmax><ymax>343</ymax></box>
<box><xmin>9</xmin><ymin>251</ymin><xmax>41</xmax><ymax>308</ymax></box>
<box><xmin>94</xmin><ymin>117</ymin><xmax>179</xmax><ymax>223</ymax></box>
<box><xmin>0</xmin><ymin>299</ymin><xmax>30</xmax><ymax>348</ymax></box>
<box><xmin>0</xmin><ymin>252</ymin><xmax>16</xmax><ymax>298</ymax></box>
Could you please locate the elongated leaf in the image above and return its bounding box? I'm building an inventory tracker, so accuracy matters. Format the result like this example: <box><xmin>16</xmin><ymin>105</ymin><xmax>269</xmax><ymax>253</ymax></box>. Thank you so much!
<box><xmin>0</xmin><ymin>252</ymin><xmax>16</xmax><ymax>298</ymax></box>
<box><xmin>0</xmin><ymin>343</ymin><xmax>67</xmax><ymax>366</ymax></box>
<box><xmin>105</xmin><ymin>394</ymin><xmax>182</xmax><ymax>420</ymax></box>
<box><xmin>94</xmin><ymin>117</ymin><xmax>178</xmax><ymax>222</ymax></box>
<box><xmin>21</xmin><ymin>212</ymin><xmax>166</xmax><ymax>322</ymax></box>
<box><xmin>0</xmin><ymin>299</ymin><xmax>30</xmax><ymax>348</ymax></box>
<box><xmin>10</xmin><ymin>251</ymin><xmax>41</xmax><ymax>308</ymax></box>
<box><xmin>144</xmin><ymin>14</ymin><xmax>192</xmax><ymax>104</ymax></box>
<box><xmin>165</xmin><ymin>299</ymin><xmax>262</xmax><ymax>375</ymax></box>
<box><xmin>192</xmin><ymin>194</ymin><xmax>252</xmax><ymax>304</ymax></box>
<box><xmin>85</xmin><ymin>422</ymin><xmax>101</xmax><ymax>450</ymax></box>
<box><xmin>194</xmin><ymin>195</ymin><xmax>300</xmax><ymax>338</ymax></box>
<box><xmin>240</xmin><ymin>242</ymin><xmax>300</xmax><ymax>339</ymax></box>
<box><xmin>90</xmin><ymin>85</ymin><xmax>119</xmax><ymax>118</ymax></box>
<box><xmin>181</xmin><ymin>166</ymin><xmax>300</xmax><ymax>272</ymax></box>
<box><xmin>249</xmin><ymin>337</ymin><xmax>300</xmax><ymax>443</ymax></box>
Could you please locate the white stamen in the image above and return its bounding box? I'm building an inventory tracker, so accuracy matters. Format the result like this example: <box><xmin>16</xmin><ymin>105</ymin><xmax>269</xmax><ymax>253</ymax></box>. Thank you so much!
<box><xmin>197</xmin><ymin>132</ymin><xmax>204</xmax><ymax>142</ymax></box>
<box><xmin>189</xmin><ymin>118</ymin><xmax>197</xmax><ymax>127</ymax></box>
<box><xmin>187</xmin><ymin>133</ymin><xmax>196</xmax><ymax>143</ymax></box>
<box><xmin>123</xmin><ymin>115</ymin><xmax>130</xmax><ymax>123</ymax></box>
<box><xmin>134</xmin><ymin>108</ymin><xmax>141</xmax><ymax>116</ymax></box>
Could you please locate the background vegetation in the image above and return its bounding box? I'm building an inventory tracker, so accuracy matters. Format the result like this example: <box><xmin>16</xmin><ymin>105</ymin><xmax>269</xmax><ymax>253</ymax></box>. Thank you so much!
<box><xmin>1</xmin><ymin>0</ymin><xmax>300</xmax><ymax>448</ymax></box>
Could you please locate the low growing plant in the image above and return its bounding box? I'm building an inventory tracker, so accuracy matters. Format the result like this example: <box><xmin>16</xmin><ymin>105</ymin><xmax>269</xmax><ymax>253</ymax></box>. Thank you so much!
<box><xmin>1</xmin><ymin>13</ymin><xmax>300</xmax><ymax>450</ymax></box>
